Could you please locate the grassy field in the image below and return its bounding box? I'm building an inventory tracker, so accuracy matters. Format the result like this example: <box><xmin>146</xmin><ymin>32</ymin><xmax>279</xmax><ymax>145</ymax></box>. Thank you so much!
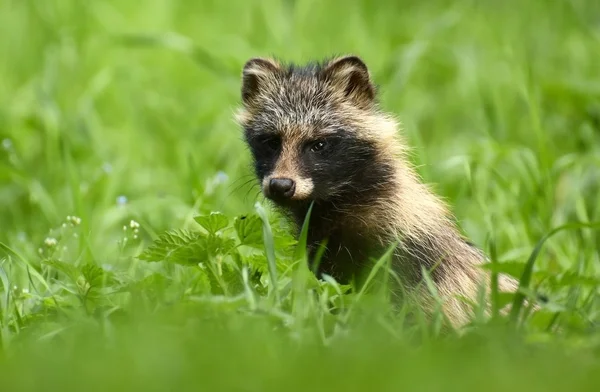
<box><xmin>1</xmin><ymin>0</ymin><xmax>600</xmax><ymax>390</ymax></box>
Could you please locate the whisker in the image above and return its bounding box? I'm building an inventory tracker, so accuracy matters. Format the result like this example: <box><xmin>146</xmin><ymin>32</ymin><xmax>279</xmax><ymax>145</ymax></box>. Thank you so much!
<box><xmin>227</xmin><ymin>178</ymin><xmax>259</xmax><ymax>199</ymax></box>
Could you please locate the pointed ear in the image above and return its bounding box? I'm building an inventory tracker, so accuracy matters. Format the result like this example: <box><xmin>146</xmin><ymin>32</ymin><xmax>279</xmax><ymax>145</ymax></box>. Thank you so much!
<box><xmin>241</xmin><ymin>57</ymin><xmax>281</xmax><ymax>105</ymax></box>
<box><xmin>322</xmin><ymin>55</ymin><xmax>376</xmax><ymax>107</ymax></box>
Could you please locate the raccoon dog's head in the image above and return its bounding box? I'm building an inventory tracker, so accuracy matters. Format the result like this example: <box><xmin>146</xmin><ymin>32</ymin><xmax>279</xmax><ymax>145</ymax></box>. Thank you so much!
<box><xmin>236</xmin><ymin>55</ymin><xmax>397</xmax><ymax>214</ymax></box>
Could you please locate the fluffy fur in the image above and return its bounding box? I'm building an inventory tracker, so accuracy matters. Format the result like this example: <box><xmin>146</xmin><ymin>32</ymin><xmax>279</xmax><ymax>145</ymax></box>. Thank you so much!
<box><xmin>236</xmin><ymin>55</ymin><xmax>517</xmax><ymax>326</ymax></box>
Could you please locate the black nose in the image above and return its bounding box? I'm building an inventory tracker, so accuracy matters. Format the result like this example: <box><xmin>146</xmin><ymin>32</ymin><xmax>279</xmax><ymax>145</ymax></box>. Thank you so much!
<box><xmin>269</xmin><ymin>178</ymin><xmax>296</xmax><ymax>199</ymax></box>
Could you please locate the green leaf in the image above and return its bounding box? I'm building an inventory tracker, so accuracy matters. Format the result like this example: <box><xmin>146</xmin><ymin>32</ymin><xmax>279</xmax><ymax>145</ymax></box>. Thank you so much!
<box><xmin>241</xmin><ymin>252</ymin><xmax>289</xmax><ymax>277</ymax></box>
<box><xmin>81</xmin><ymin>264</ymin><xmax>114</xmax><ymax>288</ymax></box>
<box><xmin>43</xmin><ymin>260</ymin><xmax>80</xmax><ymax>282</ymax></box>
<box><xmin>234</xmin><ymin>214</ymin><xmax>263</xmax><ymax>247</ymax></box>
<box><xmin>138</xmin><ymin>229</ymin><xmax>209</xmax><ymax>265</ymax></box>
<box><xmin>127</xmin><ymin>273</ymin><xmax>169</xmax><ymax>293</ymax></box>
<box><xmin>557</xmin><ymin>272</ymin><xmax>600</xmax><ymax>288</ymax></box>
<box><xmin>206</xmin><ymin>236</ymin><xmax>237</xmax><ymax>257</ymax></box>
<box><xmin>188</xmin><ymin>268</ymin><xmax>212</xmax><ymax>295</ymax></box>
<box><xmin>194</xmin><ymin>212</ymin><xmax>229</xmax><ymax>235</ymax></box>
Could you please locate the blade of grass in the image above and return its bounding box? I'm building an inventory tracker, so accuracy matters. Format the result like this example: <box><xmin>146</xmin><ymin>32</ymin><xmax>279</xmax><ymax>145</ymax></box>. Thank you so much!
<box><xmin>290</xmin><ymin>202</ymin><xmax>314</xmax><ymax>322</ymax></box>
<box><xmin>0</xmin><ymin>260</ymin><xmax>12</xmax><ymax>349</ymax></box>
<box><xmin>254</xmin><ymin>202</ymin><xmax>280</xmax><ymax>306</ymax></box>
<box><xmin>0</xmin><ymin>243</ymin><xmax>51</xmax><ymax>292</ymax></box>
<box><xmin>344</xmin><ymin>241</ymin><xmax>398</xmax><ymax>323</ymax></box>
<box><xmin>114</xmin><ymin>32</ymin><xmax>235</xmax><ymax>79</ymax></box>
<box><xmin>293</xmin><ymin>201</ymin><xmax>314</xmax><ymax>263</ymax></box>
<box><xmin>488</xmin><ymin>233</ymin><xmax>500</xmax><ymax>318</ymax></box>
<box><xmin>310</xmin><ymin>238</ymin><xmax>328</xmax><ymax>275</ymax></box>
<box><xmin>509</xmin><ymin>221</ymin><xmax>600</xmax><ymax>325</ymax></box>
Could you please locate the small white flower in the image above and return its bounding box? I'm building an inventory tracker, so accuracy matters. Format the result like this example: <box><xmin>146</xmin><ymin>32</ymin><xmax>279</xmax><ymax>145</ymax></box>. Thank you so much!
<box><xmin>22</xmin><ymin>288</ymin><xmax>29</xmax><ymax>294</ymax></box>
<box><xmin>62</xmin><ymin>223</ymin><xmax>68</xmax><ymax>228</ymax></box>
<box><xmin>123</xmin><ymin>225</ymin><xmax>127</xmax><ymax>231</ymax></box>
<box><xmin>133</xmin><ymin>234</ymin><xmax>138</xmax><ymax>240</ymax></box>
<box><xmin>129</xmin><ymin>220</ymin><xmax>140</xmax><ymax>229</ymax></box>
<box><xmin>44</xmin><ymin>237</ymin><xmax>58</xmax><ymax>247</ymax></box>
<box><xmin>65</xmin><ymin>216</ymin><xmax>81</xmax><ymax>225</ymax></box>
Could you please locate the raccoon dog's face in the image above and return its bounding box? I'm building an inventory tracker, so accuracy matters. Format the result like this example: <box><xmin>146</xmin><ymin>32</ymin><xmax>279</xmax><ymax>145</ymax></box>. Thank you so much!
<box><xmin>237</xmin><ymin>55</ymin><xmax>394</xmax><ymax>212</ymax></box>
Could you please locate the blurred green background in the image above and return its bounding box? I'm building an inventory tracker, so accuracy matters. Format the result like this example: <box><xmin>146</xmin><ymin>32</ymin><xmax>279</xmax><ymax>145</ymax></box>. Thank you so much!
<box><xmin>1</xmin><ymin>0</ymin><xmax>599</xmax><ymax>390</ymax></box>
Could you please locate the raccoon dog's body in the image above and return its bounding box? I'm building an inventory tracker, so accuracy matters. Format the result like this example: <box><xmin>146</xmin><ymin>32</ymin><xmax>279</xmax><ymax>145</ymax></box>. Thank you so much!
<box><xmin>236</xmin><ymin>55</ymin><xmax>516</xmax><ymax>325</ymax></box>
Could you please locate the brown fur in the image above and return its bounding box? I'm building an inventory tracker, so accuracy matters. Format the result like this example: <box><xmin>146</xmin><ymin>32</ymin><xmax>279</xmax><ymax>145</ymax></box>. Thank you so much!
<box><xmin>236</xmin><ymin>55</ymin><xmax>518</xmax><ymax>327</ymax></box>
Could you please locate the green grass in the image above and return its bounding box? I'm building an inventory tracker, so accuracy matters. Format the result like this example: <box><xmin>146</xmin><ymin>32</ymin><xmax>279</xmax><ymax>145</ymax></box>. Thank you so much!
<box><xmin>1</xmin><ymin>0</ymin><xmax>600</xmax><ymax>390</ymax></box>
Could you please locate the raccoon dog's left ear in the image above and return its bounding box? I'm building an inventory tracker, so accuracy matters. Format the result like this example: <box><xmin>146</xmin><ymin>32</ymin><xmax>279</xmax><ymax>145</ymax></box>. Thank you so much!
<box><xmin>241</xmin><ymin>57</ymin><xmax>281</xmax><ymax>106</ymax></box>
<box><xmin>322</xmin><ymin>55</ymin><xmax>376</xmax><ymax>108</ymax></box>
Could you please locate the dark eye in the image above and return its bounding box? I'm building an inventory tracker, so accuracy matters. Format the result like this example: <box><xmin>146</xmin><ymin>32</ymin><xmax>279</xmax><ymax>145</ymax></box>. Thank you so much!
<box><xmin>260</xmin><ymin>136</ymin><xmax>280</xmax><ymax>151</ymax></box>
<box><xmin>309</xmin><ymin>140</ymin><xmax>327</xmax><ymax>153</ymax></box>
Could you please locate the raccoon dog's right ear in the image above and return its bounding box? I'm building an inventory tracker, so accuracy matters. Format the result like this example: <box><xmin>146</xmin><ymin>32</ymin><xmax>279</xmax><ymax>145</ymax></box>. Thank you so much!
<box><xmin>322</xmin><ymin>55</ymin><xmax>376</xmax><ymax>108</ymax></box>
<box><xmin>241</xmin><ymin>58</ymin><xmax>281</xmax><ymax>105</ymax></box>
